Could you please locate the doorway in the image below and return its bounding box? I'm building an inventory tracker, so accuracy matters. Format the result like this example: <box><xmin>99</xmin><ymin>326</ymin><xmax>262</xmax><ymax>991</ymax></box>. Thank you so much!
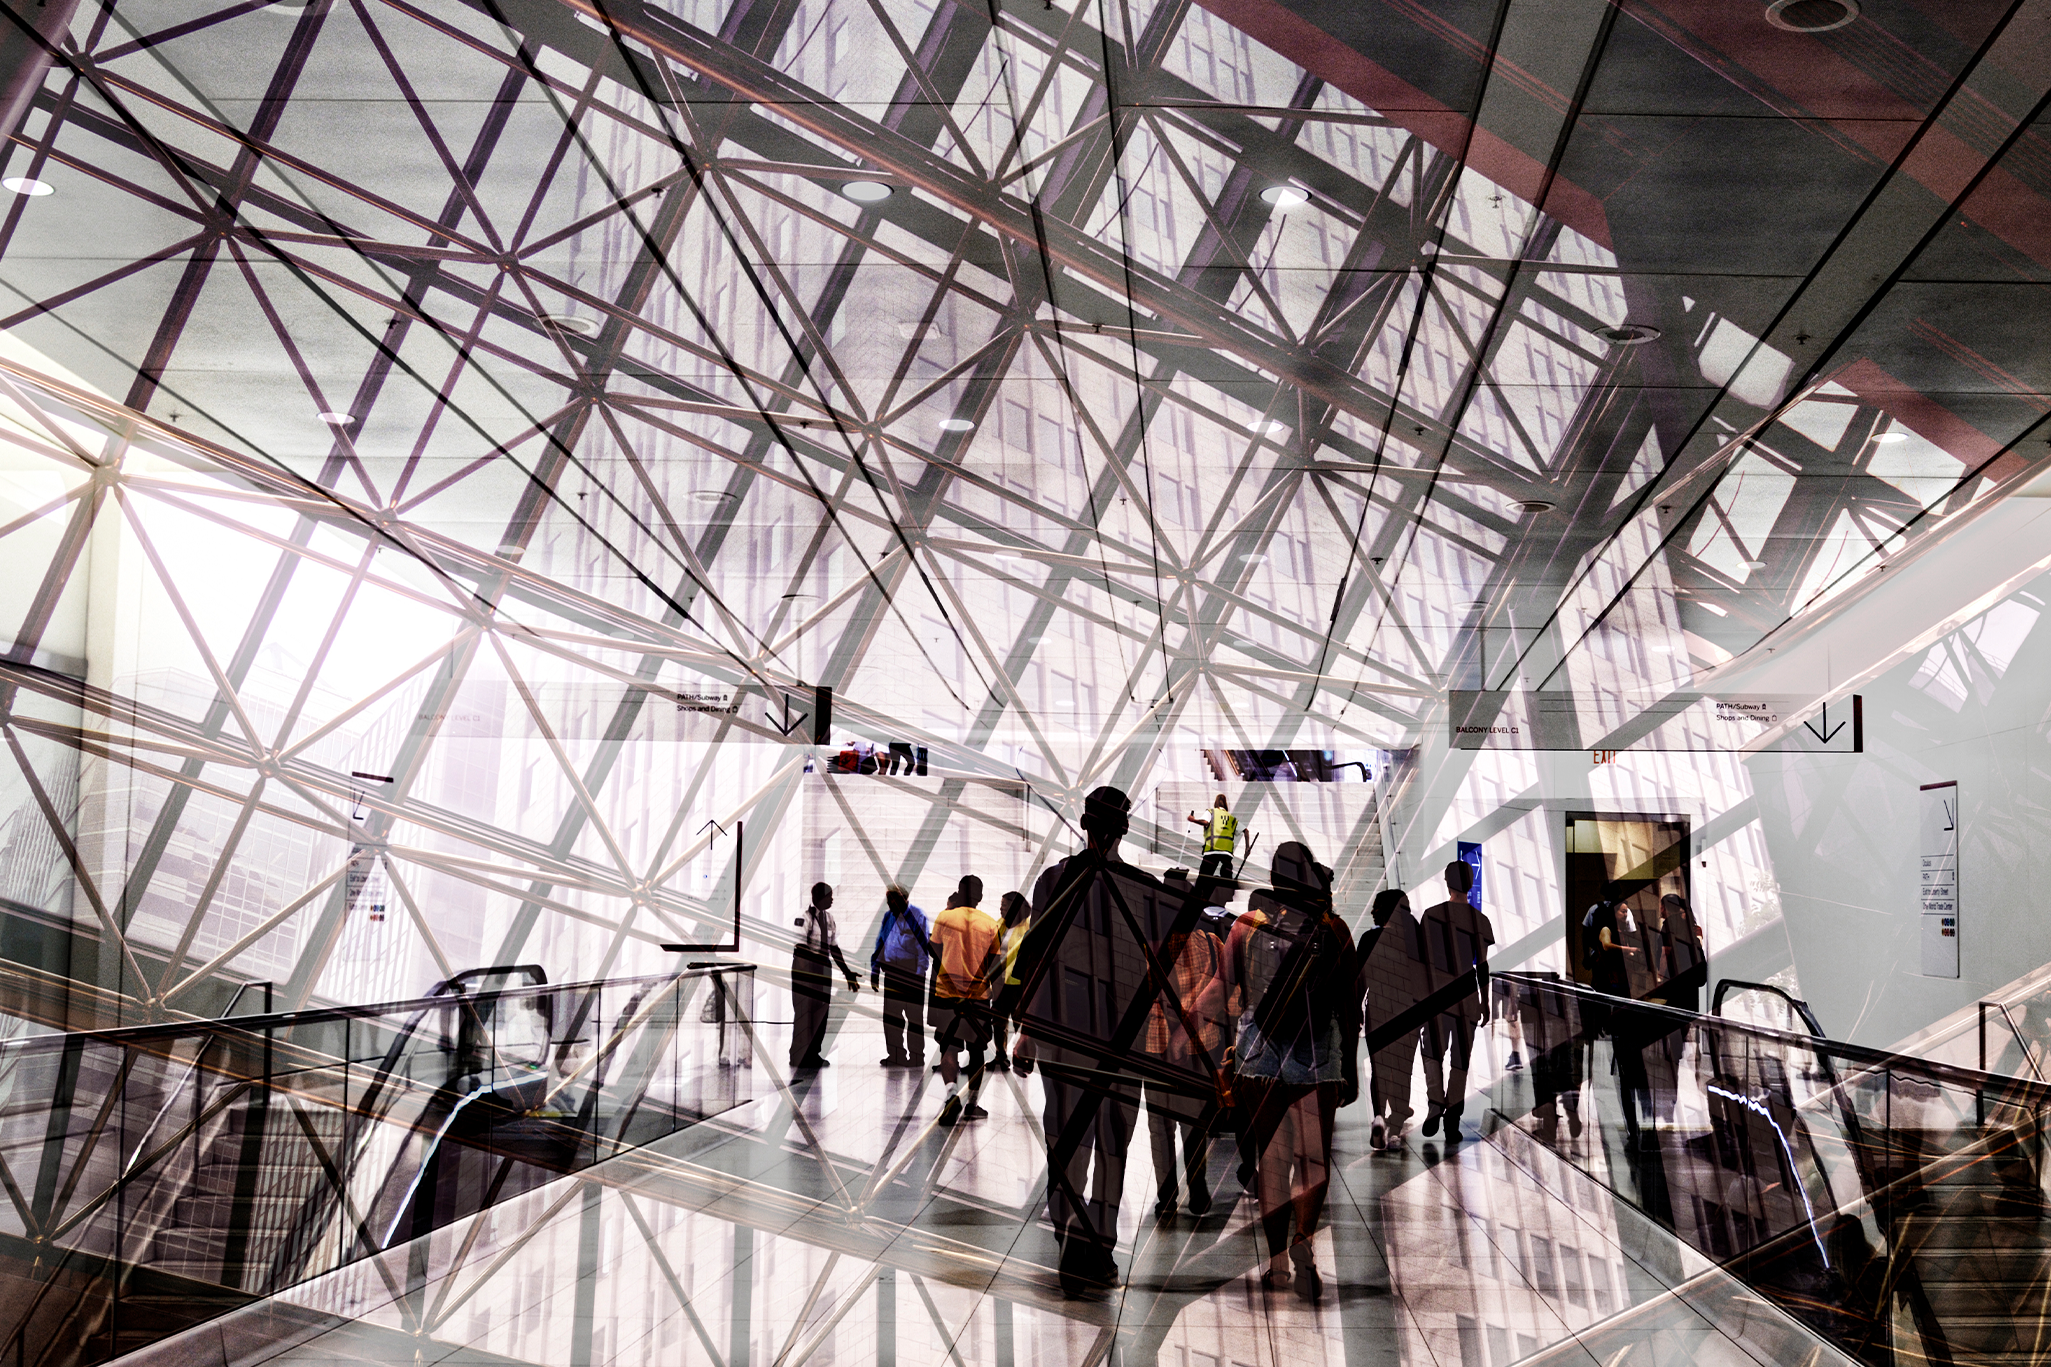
<box><xmin>1564</xmin><ymin>811</ymin><xmax>1690</xmax><ymax>989</ymax></box>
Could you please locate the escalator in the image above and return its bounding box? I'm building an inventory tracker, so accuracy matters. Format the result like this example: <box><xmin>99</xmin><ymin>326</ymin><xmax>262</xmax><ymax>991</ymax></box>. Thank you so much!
<box><xmin>0</xmin><ymin>962</ymin><xmax>756</xmax><ymax>1367</ymax></box>
<box><xmin>1489</xmin><ymin>972</ymin><xmax>2051</xmax><ymax>1367</ymax></box>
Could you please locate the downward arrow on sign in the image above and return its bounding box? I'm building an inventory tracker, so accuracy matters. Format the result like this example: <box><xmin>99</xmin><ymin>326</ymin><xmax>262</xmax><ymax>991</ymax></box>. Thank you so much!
<box><xmin>1803</xmin><ymin>702</ymin><xmax>1846</xmax><ymax>745</ymax></box>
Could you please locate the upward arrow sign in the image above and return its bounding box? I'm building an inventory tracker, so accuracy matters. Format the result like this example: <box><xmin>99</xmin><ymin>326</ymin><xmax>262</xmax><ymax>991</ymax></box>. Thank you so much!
<box><xmin>1803</xmin><ymin>702</ymin><xmax>1847</xmax><ymax>745</ymax></box>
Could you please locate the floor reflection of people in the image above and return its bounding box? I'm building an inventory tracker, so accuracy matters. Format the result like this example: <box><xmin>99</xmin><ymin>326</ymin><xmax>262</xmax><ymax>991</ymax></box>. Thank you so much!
<box><xmin>1510</xmin><ymin>974</ymin><xmax>1585</xmax><ymax>1144</ymax></box>
<box><xmin>1357</xmin><ymin>887</ymin><xmax>1426</xmax><ymax>1151</ymax></box>
<box><xmin>1001</xmin><ymin>785</ymin><xmax>1166</xmax><ymax>1297</ymax></box>
<box><xmin>790</xmin><ymin>882</ymin><xmax>859</xmax><ymax>1070</ymax></box>
<box><xmin>1416</xmin><ymin>860</ymin><xmax>1494</xmax><ymax>1143</ymax></box>
<box><xmin>869</xmin><ymin>884</ymin><xmax>932</xmax><ymax>1068</ymax></box>
<box><xmin>1226</xmin><ymin>842</ymin><xmax>1359</xmax><ymax>1298</ymax></box>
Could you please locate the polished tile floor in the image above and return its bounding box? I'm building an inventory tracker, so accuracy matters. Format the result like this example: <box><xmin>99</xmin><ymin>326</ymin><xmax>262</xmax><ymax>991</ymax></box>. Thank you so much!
<box><xmin>170</xmin><ymin>1000</ymin><xmax>1845</xmax><ymax>1367</ymax></box>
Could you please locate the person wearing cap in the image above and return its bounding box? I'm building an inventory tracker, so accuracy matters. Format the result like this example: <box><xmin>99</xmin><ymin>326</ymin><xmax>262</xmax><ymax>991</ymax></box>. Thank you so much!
<box><xmin>1186</xmin><ymin>793</ymin><xmax>1239</xmax><ymax>880</ymax></box>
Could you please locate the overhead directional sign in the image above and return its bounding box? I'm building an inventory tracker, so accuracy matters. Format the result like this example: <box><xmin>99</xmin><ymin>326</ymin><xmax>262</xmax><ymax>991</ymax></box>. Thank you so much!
<box><xmin>1449</xmin><ymin>691</ymin><xmax>1862</xmax><ymax>754</ymax></box>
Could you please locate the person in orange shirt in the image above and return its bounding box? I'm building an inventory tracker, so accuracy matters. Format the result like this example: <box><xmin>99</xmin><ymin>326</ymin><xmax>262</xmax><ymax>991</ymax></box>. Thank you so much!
<box><xmin>932</xmin><ymin>875</ymin><xmax>1004</xmax><ymax>1127</ymax></box>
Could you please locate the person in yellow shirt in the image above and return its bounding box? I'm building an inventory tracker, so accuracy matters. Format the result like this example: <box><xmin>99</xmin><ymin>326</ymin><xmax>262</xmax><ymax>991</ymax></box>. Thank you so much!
<box><xmin>932</xmin><ymin>875</ymin><xmax>1003</xmax><ymax>1126</ymax></box>
<box><xmin>991</xmin><ymin>890</ymin><xmax>1030</xmax><ymax>1072</ymax></box>
<box><xmin>1186</xmin><ymin>793</ymin><xmax>1239</xmax><ymax>879</ymax></box>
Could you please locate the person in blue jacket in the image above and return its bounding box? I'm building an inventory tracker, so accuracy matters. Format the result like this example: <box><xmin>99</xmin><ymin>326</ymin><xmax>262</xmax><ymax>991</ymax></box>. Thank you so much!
<box><xmin>870</xmin><ymin>884</ymin><xmax>935</xmax><ymax>1067</ymax></box>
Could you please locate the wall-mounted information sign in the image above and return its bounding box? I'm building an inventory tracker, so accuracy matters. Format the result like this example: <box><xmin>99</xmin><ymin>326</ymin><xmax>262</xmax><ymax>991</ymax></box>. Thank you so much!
<box><xmin>1920</xmin><ymin>780</ymin><xmax>1959</xmax><ymax>979</ymax></box>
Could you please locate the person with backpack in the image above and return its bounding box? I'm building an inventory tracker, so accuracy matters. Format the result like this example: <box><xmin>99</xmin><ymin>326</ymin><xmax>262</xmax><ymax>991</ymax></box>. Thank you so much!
<box><xmin>1186</xmin><ymin>793</ymin><xmax>1239</xmax><ymax>879</ymax></box>
<box><xmin>1415</xmin><ymin>859</ymin><xmax>1494</xmax><ymax>1143</ymax></box>
<box><xmin>1142</xmin><ymin>912</ymin><xmax>1230</xmax><ymax>1220</ymax></box>
<box><xmin>1225</xmin><ymin>842</ymin><xmax>1359</xmax><ymax>1298</ymax></box>
<box><xmin>869</xmin><ymin>884</ymin><xmax>934</xmax><ymax>1068</ymax></box>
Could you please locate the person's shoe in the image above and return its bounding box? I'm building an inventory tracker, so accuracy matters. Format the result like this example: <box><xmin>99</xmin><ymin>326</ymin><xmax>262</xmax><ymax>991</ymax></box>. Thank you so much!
<box><xmin>1259</xmin><ymin>1266</ymin><xmax>1291</xmax><ymax>1291</ymax></box>
<box><xmin>1421</xmin><ymin>1104</ymin><xmax>1443</xmax><ymax>1137</ymax></box>
<box><xmin>991</xmin><ymin>1053</ymin><xmax>1011</xmax><ymax>1073</ymax></box>
<box><xmin>1444</xmin><ymin>1104</ymin><xmax>1464</xmax><ymax>1142</ymax></box>
<box><xmin>808</xmin><ymin>1057</ymin><xmax>832</xmax><ymax>1068</ymax></box>
<box><xmin>908</xmin><ymin>1056</ymin><xmax>926</xmax><ymax>1068</ymax></box>
<box><xmin>1293</xmin><ymin>1260</ymin><xmax>1324</xmax><ymax>1301</ymax></box>
<box><xmin>1505</xmin><ymin>1050</ymin><xmax>1524</xmax><ymax>1071</ymax></box>
<box><xmin>938</xmin><ymin>1097</ymin><xmax>962</xmax><ymax>1127</ymax></box>
<box><xmin>1154</xmin><ymin>1198</ymin><xmax>1177</xmax><ymax>1222</ymax></box>
<box><xmin>962</xmin><ymin>1104</ymin><xmax>990</xmax><ymax>1120</ymax></box>
<box><xmin>880</xmin><ymin>1055</ymin><xmax>906</xmax><ymax>1067</ymax></box>
<box><xmin>1565</xmin><ymin>1105</ymin><xmax>1584</xmax><ymax>1139</ymax></box>
<box><xmin>1186</xmin><ymin>1182</ymin><xmax>1212</xmax><ymax>1216</ymax></box>
<box><xmin>1369</xmin><ymin>1117</ymin><xmax>1387</xmax><ymax>1151</ymax></box>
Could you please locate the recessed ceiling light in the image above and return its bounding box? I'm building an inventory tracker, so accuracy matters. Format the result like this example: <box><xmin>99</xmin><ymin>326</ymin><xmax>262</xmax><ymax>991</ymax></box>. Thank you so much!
<box><xmin>1744</xmin><ymin>558</ymin><xmax>1767</xmax><ymax>568</ymax></box>
<box><xmin>317</xmin><ymin>411</ymin><xmax>355</xmax><ymax>426</ymax></box>
<box><xmin>1873</xmin><ymin>431</ymin><xmax>1909</xmax><ymax>443</ymax></box>
<box><xmin>1259</xmin><ymin>421</ymin><xmax>1290</xmax><ymax>438</ymax></box>
<box><xmin>1700</xmin><ymin>601</ymin><xmax>1729</xmax><ymax>617</ymax></box>
<box><xmin>843</xmin><ymin>180</ymin><xmax>892</xmax><ymax>203</ymax></box>
<box><xmin>1260</xmin><ymin>186</ymin><xmax>1309</xmax><ymax>210</ymax></box>
<box><xmin>1519</xmin><ymin>499</ymin><xmax>1556</xmax><ymax>513</ymax></box>
<box><xmin>694</xmin><ymin>490</ymin><xmax>734</xmax><ymax>504</ymax></box>
<box><xmin>1598</xmin><ymin>324</ymin><xmax>1660</xmax><ymax>346</ymax></box>
<box><xmin>1764</xmin><ymin>0</ymin><xmax>1859</xmax><ymax>33</ymax></box>
<box><xmin>540</xmin><ymin>314</ymin><xmax>599</xmax><ymax>337</ymax></box>
<box><xmin>497</xmin><ymin>543</ymin><xmax>524</xmax><ymax>556</ymax></box>
<box><xmin>937</xmin><ymin>418</ymin><xmax>975</xmax><ymax>432</ymax></box>
<box><xmin>2</xmin><ymin>177</ymin><xmax>52</xmax><ymax>197</ymax></box>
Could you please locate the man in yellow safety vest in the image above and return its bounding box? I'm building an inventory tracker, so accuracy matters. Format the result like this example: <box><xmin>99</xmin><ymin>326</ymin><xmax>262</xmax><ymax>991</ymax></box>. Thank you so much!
<box><xmin>1187</xmin><ymin>793</ymin><xmax>1239</xmax><ymax>879</ymax></box>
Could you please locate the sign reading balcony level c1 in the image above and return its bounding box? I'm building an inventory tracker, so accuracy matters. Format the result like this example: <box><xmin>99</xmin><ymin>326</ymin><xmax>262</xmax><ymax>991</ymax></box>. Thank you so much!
<box><xmin>1448</xmin><ymin>690</ymin><xmax>1862</xmax><ymax>753</ymax></box>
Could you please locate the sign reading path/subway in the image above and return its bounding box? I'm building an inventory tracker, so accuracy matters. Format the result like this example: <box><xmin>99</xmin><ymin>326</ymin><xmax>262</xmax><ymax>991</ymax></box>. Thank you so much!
<box><xmin>1447</xmin><ymin>690</ymin><xmax>1863</xmax><ymax>754</ymax></box>
<box><xmin>1920</xmin><ymin>780</ymin><xmax>1960</xmax><ymax>979</ymax></box>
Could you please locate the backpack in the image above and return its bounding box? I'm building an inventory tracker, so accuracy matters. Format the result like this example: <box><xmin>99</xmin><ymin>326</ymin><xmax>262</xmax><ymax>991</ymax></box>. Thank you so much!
<box><xmin>1244</xmin><ymin>905</ymin><xmax>1346</xmax><ymax>1042</ymax></box>
<box><xmin>1581</xmin><ymin>901</ymin><xmax>1614</xmax><ymax>969</ymax></box>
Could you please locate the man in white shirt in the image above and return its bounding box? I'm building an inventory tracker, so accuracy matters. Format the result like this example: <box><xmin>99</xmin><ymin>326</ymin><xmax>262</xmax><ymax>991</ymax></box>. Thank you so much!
<box><xmin>791</xmin><ymin>882</ymin><xmax>859</xmax><ymax>1069</ymax></box>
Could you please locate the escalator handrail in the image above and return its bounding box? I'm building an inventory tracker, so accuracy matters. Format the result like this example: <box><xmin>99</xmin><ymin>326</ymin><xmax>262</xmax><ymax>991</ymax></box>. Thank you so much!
<box><xmin>0</xmin><ymin>966</ymin><xmax>743</xmax><ymax>1059</ymax></box>
<box><xmin>1496</xmin><ymin>970</ymin><xmax>2049</xmax><ymax>1104</ymax></box>
<box><xmin>1712</xmin><ymin>977</ymin><xmax>1826</xmax><ymax>1038</ymax></box>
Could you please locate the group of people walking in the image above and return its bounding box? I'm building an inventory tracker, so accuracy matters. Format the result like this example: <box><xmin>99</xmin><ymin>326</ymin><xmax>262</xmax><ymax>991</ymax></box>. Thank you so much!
<box><xmin>784</xmin><ymin>783</ymin><xmax>1702</xmax><ymax>1301</ymax></box>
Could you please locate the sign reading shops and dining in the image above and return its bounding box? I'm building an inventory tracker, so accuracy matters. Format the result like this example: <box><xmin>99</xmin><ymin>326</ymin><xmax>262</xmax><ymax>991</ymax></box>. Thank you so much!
<box><xmin>1447</xmin><ymin>690</ymin><xmax>1862</xmax><ymax>754</ymax></box>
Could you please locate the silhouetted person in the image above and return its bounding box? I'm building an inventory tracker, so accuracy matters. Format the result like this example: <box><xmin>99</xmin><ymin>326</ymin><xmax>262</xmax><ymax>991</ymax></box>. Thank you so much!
<box><xmin>1655</xmin><ymin>892</ymin><xmax>1706</xmax><ymax>1014</ymax></box>
<box><xmin>1186</xmin><ymin>792</ymin><xmax>1238</xmax><ymax>879</ymax></box>
<box><xmin>933</xmin><ymin>875</ymin><xmax>1002</xmax><ymax>1125</ymax></box>
<box><xmin>1416</xmin><ymin>859</ymin><xmax>1493</xmax><ymax>1143</ymax></box>
<box><xmin>1584</xmin><ymin>892</ymin><xmax>1654</xmax><ymax>1143</ymax></box>
<box><xmin>991</xmin><ymin>890</ymin><xmax>1029</xmax><ymax>1072</ymax></box>
<box><xmin>870</xmin><ymin>884</ymin><xmax>933</xmax><ymax>1067</ymax></box>
<box><xmin>1226</xmin><ymin>841</ymin><xmax>1358</xmax><ymax>1298</ymax></box>
<box><xmin>1143</xmin><ymin>906</ymin><xmax>1229</xmax><ymax>1220</ymax></box>
<box><xmin>1509</xmin><ymin>973</ymin><xmax>1586</xmax><ymax>1143</ymax></box>
<box><xmin>791</xmin><ymin>882</ymin><xmax>858</xmax><ymax>1069</ymax></box>
<box><xmin>1357</xmin><ymin>887</ymin><xmax>1427</xmax><ymax>1150</ymax></box>
<box><xmin>1000</xmin><ymin>785</ymin><xmax>1171</xmax><ymax>1297</ymax></box>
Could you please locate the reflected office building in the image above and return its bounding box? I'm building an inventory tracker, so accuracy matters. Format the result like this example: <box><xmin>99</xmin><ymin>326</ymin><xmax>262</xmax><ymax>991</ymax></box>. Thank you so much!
<box><xmin>2</xmin><ymin>0</ymin><xmax>2051</xmax><ymax>1364</ymax></box>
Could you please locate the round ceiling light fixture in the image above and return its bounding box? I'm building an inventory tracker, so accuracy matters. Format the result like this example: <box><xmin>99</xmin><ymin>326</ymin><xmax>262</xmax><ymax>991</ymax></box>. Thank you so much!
<box><xmin>316</xmin><ymin>411</ymin><xmax>356</xmax><ymax>426</ymax></box>
<box><xmin>1</xmin><ymin>177</ymin><xmax>52</xmax><ymax>197</ymax></box>
<box><xmin>1260</xmin><ymin>185</ymin><xmax>1309</xmax><ymax>210</ymax></box>
<box><xmin>1873</xmin><ymin>431</ymin><xmax>1910</xmax><ymax>443</ymax></box>
<box><xmin>842</xmin><ymin>180</ymin><xmax>893</xmax><ymax>204</ymax></box>
<box><xmin>1519</xmin><ymin>499</ymin><xmax>1556</xmax><ymax>514</ymax></box>
<box><xmin>693</xmin><ymin>489</ymin><xmax>735</xmax><ymax>504</ymax></box>
<box><xmin>1744</xmin><ymin>557</ymin><xmax>1768</xmax><ymax>568</ymax></box>
<box><xmin>1765</xmin><ymin>0</ymin><xmax>1859</xmax><ymax>33</ymax></box>
<box><xmin>937</xmin><ymin>417</ymin><xmax>975</xmax><ymax>433</ymax></box>
<box><xmin>1598</xmin><ymin>323</ymin><xmax>1661</xmax><ymax>346</ymax></box>
<box><xmin>1258</xmin><ymin>420</ymin><xmax>1291</xmax><ymax>438</ymax></box>
<box><xmin>540</xmin><ymin>314</ymin><xmax>599</xmax><ymax>337</ymax></box>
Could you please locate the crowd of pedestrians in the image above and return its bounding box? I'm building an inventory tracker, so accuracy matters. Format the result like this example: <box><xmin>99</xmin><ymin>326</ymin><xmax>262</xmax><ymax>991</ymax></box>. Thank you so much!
<box><xmin>788</xmin><ymin>783</ymin><xmax>1707</xmax><ymax>1299</ymax></box>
